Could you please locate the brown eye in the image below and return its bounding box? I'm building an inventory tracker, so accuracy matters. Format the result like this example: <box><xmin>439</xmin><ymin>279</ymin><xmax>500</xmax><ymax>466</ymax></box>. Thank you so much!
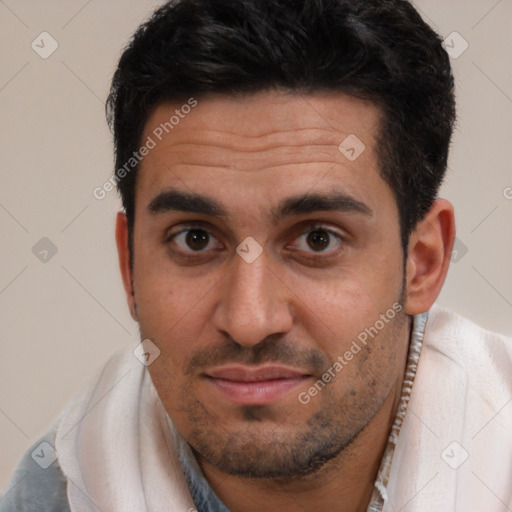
<box><xmin>169</xmin><ymin>228</ymin><xmax>221</xmax><ymax>253</ymax></box>
<box><xmin>292</xmin><ymin>226</ymin><xmax>343</xmax><ymax>254</ymax></box>
<box><xmin>185</xmin><ymin>229</ymin><xmax>210</xmax><ymax>251</ymax></box>
<box><xmin>306</xmin><ymin>230</ymin><xmax>331</xmax><ymax>251</ymax></box>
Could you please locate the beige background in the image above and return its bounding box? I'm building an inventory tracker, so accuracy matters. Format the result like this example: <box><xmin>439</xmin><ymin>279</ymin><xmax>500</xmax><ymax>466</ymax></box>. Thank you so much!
<box><xmin>1</xmin><ymin>0</ymin><xmax>511</xmax><ymax>491</ymax></box>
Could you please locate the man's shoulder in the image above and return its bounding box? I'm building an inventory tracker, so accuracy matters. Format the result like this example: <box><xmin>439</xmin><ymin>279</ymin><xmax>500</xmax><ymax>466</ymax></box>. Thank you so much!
<box><xmin>0</xmin><ymin>426</ymin><xmax>70</xmax><ymax>512</ymax></box>
<box><xmin>427</xmin><ymin>303</ymin><xmax>512</xmax><ymax>347</ymax></box>
<box><xmin>425</xmin><ymin>303</ymin><xmax>512</xmax><ymax>377</ymax></box>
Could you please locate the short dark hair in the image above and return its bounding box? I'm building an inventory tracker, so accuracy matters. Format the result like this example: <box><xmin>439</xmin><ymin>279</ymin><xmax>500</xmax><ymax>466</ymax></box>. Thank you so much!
<box><xmin>106</xmin><ymin>0</ymin><xmax>455</xmax><ymax>256</ymax></box>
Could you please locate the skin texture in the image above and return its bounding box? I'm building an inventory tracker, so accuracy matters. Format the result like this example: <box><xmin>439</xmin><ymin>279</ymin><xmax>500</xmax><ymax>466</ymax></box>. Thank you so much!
<box><xmin>116</xmin><ymin>89</ymin><xmax>455</xmax><ymax>512</ymax></box>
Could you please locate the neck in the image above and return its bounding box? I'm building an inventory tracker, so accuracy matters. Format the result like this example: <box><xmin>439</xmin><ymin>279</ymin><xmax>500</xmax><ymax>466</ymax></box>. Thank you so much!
<box><xmin>198</xmin><ymin>377</ymin><xmax>404</xmax><ymax>512</ymax></box>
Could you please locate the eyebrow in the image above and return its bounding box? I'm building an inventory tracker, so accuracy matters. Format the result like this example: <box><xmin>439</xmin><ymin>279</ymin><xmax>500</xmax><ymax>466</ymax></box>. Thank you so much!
<box><xmin>272</xmin><ymin>192</ymin><xmax>372</xmax><ymax>221</ymax></box>
<box><xmin>148</xmin><ymin>190</ymin><xmax>228</xmax><ymax>217</ymax></box>
<box><xmin>147</xmin><ymin>189</ymin><xmax>372</xmax><ymax>221</ymax></box>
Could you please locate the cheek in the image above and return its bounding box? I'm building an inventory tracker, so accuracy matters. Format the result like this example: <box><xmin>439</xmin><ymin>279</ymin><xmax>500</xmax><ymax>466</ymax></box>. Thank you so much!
<box><xmin>284</xmin><ymin>264</ymin><xmax>403</xmax><ymax>348</ymax></box>
<box><xmin>133</xmin><ymin>245</ymin><xmax>219</xmax><ymax>333</ymax></box>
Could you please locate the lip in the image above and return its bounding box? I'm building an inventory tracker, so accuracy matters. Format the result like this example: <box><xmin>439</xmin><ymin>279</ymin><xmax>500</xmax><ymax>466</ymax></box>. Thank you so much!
<box><xmin>204</xmin><ymin>365</ymin><xmax>310</xmax><ymax>406</ymax></box>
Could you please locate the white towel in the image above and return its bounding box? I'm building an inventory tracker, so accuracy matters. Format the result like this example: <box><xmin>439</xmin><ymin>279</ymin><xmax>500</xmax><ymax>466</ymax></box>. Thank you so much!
<box><xmin>55</xmin><ymin>304</ymin><xmax>512</xmax><ymax>511</ymax></box>
<box><xmin>55</xmin><ymin>349</ymin><xmax>196</xmax><ymax>512</ymax></box>
<box><xmin>383</xmin><ymin>305</ymin><xmax>512</xmax><ymax>512</ymax></box>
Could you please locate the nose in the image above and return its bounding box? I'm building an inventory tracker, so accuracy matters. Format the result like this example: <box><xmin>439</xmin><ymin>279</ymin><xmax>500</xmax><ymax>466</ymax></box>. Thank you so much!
<box><xmin>211</xmin><ymin>250</ymin><xmax>294</xmax><ymax>346</ymax></box>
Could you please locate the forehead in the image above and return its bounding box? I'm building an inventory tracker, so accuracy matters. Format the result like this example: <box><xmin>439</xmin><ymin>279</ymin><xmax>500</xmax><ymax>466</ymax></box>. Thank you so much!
<box><xmin>136</xmin><ymin>90</ymin><xmax>392</xmax><ymax>218</ymax></box>
<box><xmin>152</xmin><ymin>89</ymin><xmax>379</xmax><ymax>134</ymax></box>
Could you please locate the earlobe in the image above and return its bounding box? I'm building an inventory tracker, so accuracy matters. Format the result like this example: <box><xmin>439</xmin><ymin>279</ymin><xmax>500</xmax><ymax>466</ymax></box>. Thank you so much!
<box><xmin>115</xmin><ymin>211</ymin><xmax>139</xmax><ymax>322</ymax></box>
<box><xmin>404</xmin><ymin>199</ymin><xmax>455</xmax><ymax>316</ymax></box>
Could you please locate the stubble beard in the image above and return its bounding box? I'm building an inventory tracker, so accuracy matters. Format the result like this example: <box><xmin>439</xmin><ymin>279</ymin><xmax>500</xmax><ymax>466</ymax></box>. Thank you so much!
<box><xmin>181</xmin><ymin>310</ymin><xmax>409</xmax><ymax>479</ymax></box>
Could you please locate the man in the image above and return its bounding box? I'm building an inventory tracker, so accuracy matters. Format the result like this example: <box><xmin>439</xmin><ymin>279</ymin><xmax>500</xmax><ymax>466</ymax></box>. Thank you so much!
<box><xmin>2</xmin><ymin>0</ymin><xmax>511</xmax><ymax>511</ymax></box>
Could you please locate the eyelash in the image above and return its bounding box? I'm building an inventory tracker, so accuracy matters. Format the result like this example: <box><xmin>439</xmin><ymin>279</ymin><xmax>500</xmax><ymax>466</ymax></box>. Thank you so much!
<box><xmin>165</xmin><ymin>223</ymin><xmax>345</xmax><ymax>260</ymax></box>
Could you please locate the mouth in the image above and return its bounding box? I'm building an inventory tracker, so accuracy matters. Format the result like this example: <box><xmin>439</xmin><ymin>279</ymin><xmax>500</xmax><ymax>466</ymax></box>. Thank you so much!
<box><xmin>204</xmin><ymin>365</ymin><xmax>311</xmax><ymax>406</ymax></box>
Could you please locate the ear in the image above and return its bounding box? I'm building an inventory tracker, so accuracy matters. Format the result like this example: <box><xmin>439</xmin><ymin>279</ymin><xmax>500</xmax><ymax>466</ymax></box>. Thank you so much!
<box><xmin>404</xmin><ymin>199</ymin><xmax>455</xmax><ymax>315</ymax></box>
<box><xmin>115</xmin><ymin>211</ymin><xmax>139</xmax><ymax>322</ymax></box>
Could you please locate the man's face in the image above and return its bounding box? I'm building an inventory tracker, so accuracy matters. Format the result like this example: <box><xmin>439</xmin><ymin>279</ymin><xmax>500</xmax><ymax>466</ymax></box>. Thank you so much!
<box><xmin>130</xmin><ymin>90</ymin><xmax>410</xmax><ymax>478</ymax></box>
